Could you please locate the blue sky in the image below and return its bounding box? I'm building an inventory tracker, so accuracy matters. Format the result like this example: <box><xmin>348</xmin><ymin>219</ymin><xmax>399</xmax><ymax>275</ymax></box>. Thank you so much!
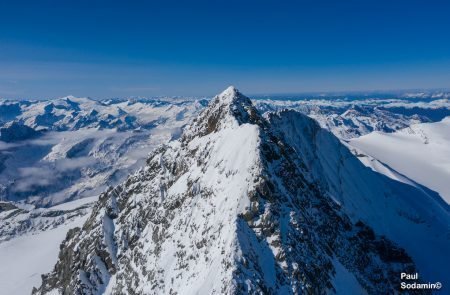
<box><xmin>1</xmin><ymin>0</ymin><xmax>449</xmax><ymax>98</ymax></box>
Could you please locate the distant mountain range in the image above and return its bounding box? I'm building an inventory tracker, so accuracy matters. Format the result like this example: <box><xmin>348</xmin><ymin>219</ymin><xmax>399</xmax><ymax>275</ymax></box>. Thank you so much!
<box><xmin>254</xmin><ymin>95</ymin><xmax>449</xmax><ymax>139</ymax></box>
<box><xmin>0</xmin><ymin>96</ymin><xmax>205</xmax><ymax>206</ymax></box>
<box><xmin>0</xmin><ymin>88</ymin><xmax>449</xmax><ymax>294</ymax></box>
<box><xmin>0</xmin><ymin>92</ymin><xmax>448</xmax><ymax>206</ymax></box>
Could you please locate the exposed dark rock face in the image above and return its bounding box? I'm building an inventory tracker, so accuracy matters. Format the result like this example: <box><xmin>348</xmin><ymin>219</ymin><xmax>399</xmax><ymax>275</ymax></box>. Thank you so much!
<box><xmin>33</xmin><ymin>87</ymin><xmax>447</xmax><ymax>295</ymax></box>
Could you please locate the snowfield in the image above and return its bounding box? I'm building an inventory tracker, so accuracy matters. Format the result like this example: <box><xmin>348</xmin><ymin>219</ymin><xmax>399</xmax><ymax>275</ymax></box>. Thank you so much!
<box><xmin>0</xmin><ymin>197</ymin><xmax>95</xmax><ymax>295</ymax></box>
<box><xmin>350</xmin><ymin>117</ymin><xmax>450</xmax><ymax>203</ymax></box>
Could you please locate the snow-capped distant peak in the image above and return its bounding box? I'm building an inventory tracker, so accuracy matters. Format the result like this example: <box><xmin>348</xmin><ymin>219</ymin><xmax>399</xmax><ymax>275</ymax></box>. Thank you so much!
<box><xmin>58</xmin><ymin>95</ymin><xmax>92</xmax><ymax>101</ymax></box>
<box><xmin>58</xmin><ymin>95</ymin><xmax>77</xmax><ymax>100</ymax></box>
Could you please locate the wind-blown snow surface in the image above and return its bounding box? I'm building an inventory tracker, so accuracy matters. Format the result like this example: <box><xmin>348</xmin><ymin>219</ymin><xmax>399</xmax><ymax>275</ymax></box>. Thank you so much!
<box><xmin>349</xmin><ymin>117</ymin><xmax>450</xmax><ymax>203</ymax></box>
<box><xmin>0</xmin><ymin>197</ymin><xmax>95</xmax><ymax>295</ymax></box>
<box><xmin>33</xmin><ymin>87</ymin><xmax>450</xmax><ymax>295</ymax></box>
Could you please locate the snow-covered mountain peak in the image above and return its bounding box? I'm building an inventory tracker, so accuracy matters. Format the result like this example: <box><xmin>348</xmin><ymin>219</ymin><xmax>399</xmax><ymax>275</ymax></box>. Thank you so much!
<box><xmin>56</xmin><ymin>95</ymin><xmax>94</xmax><ymax>105</ymax></box>
<box><xmin>217</xmin><ymin>85</ymin><xmax>240</xmax><ymax>101</ymax></box>
<box><xmin>32</xmin><ymin>88</ymin><xmax>450</xmax><ymax>295</ymax></box>
<box><xmin>58</xmin><ymin>95</ymin><xmax>92</xmax><ymax>101</ymax></box>
<box><xmin>212</xmin><ymin>86</ymin><xmax>253</xmax><ymax>112</ymax></box>
<box><xmin>182</xmin><ymin>86</ymin><xmax>260</xmax><ymax>140</ymax></box>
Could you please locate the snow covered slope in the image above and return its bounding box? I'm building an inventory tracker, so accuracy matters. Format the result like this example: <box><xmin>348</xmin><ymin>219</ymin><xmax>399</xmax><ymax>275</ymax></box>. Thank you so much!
<box><xmin>349</xmin><ymin>117</ymin><xmax>450</xmax><ymax>203</ymax></box>
<box><xmin>33</xmin><ymin>87</ymin><xmax>450</xmax><ymax>294</ymax></box>
<box><xmin>0</xmin><ymin>197</ymin><xmax>95</xmax><ymax>295</ymax></box>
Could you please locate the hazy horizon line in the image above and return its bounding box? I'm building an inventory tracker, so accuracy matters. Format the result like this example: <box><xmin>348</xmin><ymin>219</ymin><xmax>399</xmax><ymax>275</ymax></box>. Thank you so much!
<box><xmin>1</xmin><ymin>86</ymin><xmax>450</xmax><ymax>101</ymax></box>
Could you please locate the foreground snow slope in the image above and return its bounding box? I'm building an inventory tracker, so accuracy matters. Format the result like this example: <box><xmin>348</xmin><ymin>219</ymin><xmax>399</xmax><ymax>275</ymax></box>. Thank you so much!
<box><xmin>34</xmin><ymin>87</ymin><xmax>449</xmax><ymax>295</ymax></box>
<box><xmin>350</xmin><ymin>117</ymin><xmax>450</xmax><ymax>203</ymax></box>
<box><xmin>0</xmin><ymin>197</ymin><xmax>95</xmax><ymax>295</ymax></box>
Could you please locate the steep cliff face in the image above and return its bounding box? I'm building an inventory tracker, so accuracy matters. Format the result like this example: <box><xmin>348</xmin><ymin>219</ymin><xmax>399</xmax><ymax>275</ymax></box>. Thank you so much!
<box><xmin>34</xmin><ymin>87</ymin><xmax>448</xmax><ymax>294</ymax></box>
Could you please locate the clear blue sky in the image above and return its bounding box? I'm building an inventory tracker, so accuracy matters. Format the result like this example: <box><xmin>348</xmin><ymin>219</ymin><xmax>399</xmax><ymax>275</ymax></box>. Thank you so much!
<box><xmin>1</xmin><ymin>0</ymin><xmax>449</xmax><ymax>99</ymax></box>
